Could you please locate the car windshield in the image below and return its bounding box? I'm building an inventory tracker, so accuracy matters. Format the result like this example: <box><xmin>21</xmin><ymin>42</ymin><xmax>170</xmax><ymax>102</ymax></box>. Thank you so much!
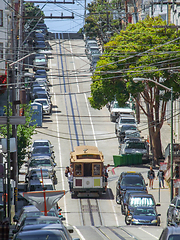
<box><xmin>126</xmin><ymin>142</ymin><xmax>146</xmax><ymax>149</ymax></box>
<box><xmin>24</xmin><ymin>219</ymin><xmax>61</xmax><ymax>226</ymax></box>
<box><xmin>120</xmin><ymin>119</ymin><xmax>136</xmax><ymax>124</ymax></box>
<box><xmin>121</xmin><ymin>126</ymin><xmax>137</xmax><ymax>131</ymax></box>
<box><xmin>129</xmin><ymin>197</ymin><xmax>155</xmax><ymax>207</ymax></box>
<box><xmin>33</xmin><ymin>142</ymin><xmax>49</xmax><ymax>147</ymax></box>
<box><xmin>91</xmin><ymin>50</ymin><xmax>100</xmax><ymax>54</ymax></box>
<box><xmin>29</xmin><ymin>159</ymin><xmax>52</xmax><ymax>167</ymax></box>
<box><xmin>30</xmin><ymin>184</ymin><xmax>53</xmax><ymax>191</ymax></box>
<box><xmin>168</xmin><ymin>235</ymin><xmax>180</xmax><ymax>240</ymax></box>
<box><xmin>14</xmin><ymin>232</ymin><xmax>64</xmax><ymax>240</ymax></box>
<box><xmin>134</xmin><ymin>208</ymin><xmax>156</xmax><ymax>216</ymax></box>
<box><xmin>35</xmin><ymin>58</ymin><xmax>46</xmax><ymax>63</ymax></box>
<box><xmin>35</xmin><ymin>100</ymin><xmax>48</xmax><ymax>105</ymax></box>
<box><xmin>31</xmin><ymin>171</ymin><xmax>49</xmax><ymax>179</ymax></box>
<box><xmin>32</xmin><ymin>147</ymin><xmax>50</xmax><ymax>154</ymax></box>
<box><xmin>121</xmin><ymin>176</ymin><xmax>144</xmax><ymax>186</ymax></box>
<box><xmin>113</xmin><ymin>102</ymin><xmax>130</xmax><ymax>108</ymax></box>
<box><xmin>125</xmin><ymin>132</ymin><xmax>140</xmax><ymax>138</ymax></box>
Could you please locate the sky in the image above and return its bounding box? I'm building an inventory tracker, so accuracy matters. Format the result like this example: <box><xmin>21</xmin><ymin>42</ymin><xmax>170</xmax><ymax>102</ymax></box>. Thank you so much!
<box><xmin>35</xmin><ymin>0</ymin><xmax>90</xmax><ymax>33</ymax></box>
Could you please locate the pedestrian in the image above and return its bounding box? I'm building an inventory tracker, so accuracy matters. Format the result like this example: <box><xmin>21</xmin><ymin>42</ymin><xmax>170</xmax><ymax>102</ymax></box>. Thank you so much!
<box><xmin>103</xmin><ymin>165</ymin><xmax>109</xmax><ymax>191</ymax></box>
<box><xmin>68</xmin><ymin>171</ymin><xmax>73</xmax><ymax>192</ymax></box>
<box><xmin>157</xmin><ymin>167</ymin><xmax>165</xmax><ymax>188</ymax></box>
<box><xmin>65</xmin><ymin>166</ymin><xmax>70</xmax><ymax>177</ymax></box>
<box><xmin>147</xmin><ymin>166</ymin><xmax>155</xmax><ymax>189</ymax></box>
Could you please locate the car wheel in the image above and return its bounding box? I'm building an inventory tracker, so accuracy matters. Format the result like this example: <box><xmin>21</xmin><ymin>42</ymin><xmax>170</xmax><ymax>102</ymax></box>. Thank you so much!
<box><xmin>157</xmin><ymin>218</ymin><xmax>160</xmax><ymax>226</ymax></box>
<box><xmin>125</xmin><ymin>215</ymin><xmax>131</xmax><ymax>225</ymax></box>
<box><xmin>116</xmin><ymin>194</ymin><xmax>121</xmax><ymax>204</ymax></box>
<box><xmin>121</xmin><ymin>204</ymin><xmax>125</xmax><ymax>215</ymax></box>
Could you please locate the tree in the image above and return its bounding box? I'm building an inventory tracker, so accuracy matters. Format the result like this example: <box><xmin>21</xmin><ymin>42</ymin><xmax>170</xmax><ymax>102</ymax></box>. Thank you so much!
<box><xmin>83</xmin><ymin>0</ymin><xmax>123</xmax><ymax>44</ymax></box>
<box><xmin>89</xmin><ymin>17</ymin><xmax>180</xmax><ymax>164</ymax></box>
<box><xmin>0</xmin><ymin>104</ymin><xmax>36</xmax><ymax>170</ymax></box>
<box><xmin>24</xmin><ymin>2</ymin><xmax>45</xmax><ymax>31</ymax></box>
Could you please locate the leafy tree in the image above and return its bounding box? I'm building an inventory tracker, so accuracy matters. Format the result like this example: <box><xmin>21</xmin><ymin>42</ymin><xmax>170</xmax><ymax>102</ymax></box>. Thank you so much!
<box><xmin>84</xmin><ymin>0</ymin><xmax>123</xmax><ymax>44</ymax></box>
<box><xmin>89</xmin><ymin>16</ymin><xmax>180</xmax><ymax>164</ymax></box>
<box><xmin>24</xmin><ymin>2</ymin><xmax>45</xmax><ymax>31</ymax></box>
<box><xmin>0</xmin><ymin>104</ymin><xmax>36</xmax><ymax>170</ymax></box>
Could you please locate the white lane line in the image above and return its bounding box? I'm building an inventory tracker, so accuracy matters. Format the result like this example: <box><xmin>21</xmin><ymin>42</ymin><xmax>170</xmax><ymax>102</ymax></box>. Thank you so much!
<box><xmin>84</xmin><ymin>93</ymin><xmax>97</xmax><ymax>147</ymax></box>
<box><xmin>73</xmin><ymin>226</ymin><xmax>86</xmax><ymax>240</ymax></box>
<box><xmin>50</xmin><ymin>44</ymin><xmax>68</xmax><ymax>223</ymax></box>
<box><xmin>68</xmin><ymin>39</ymin><xmax>80</xmax><ymax>93</ymax></box>
<box><xmin>139</xmin><ymin>227</ymin><xmax>158</xmax><ymax>239</ymax></box>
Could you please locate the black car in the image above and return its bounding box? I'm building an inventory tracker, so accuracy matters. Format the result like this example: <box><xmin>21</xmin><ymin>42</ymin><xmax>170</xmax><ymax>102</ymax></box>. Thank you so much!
<box><xmin>159</xmin><ymin>226</ymin><xmax>180</xmax><ymax>240</ymax></box>
<box><xmin>28</xmin><ymin>146</ymin><xmax>55</xmax><ymax>161</ymax></box>
<box><xmin>34</xmin><ymin>40</ymin><xmax>46</xmax><ymax>50</ymax></box>
<box><xmin>116</xmin><ymin>172</ymin><xmax>147</xmax><ymax>204</ymax></box>
<box><xmin>13</xmin><ymin>229</ymin><xmax>68</xmax><ymax>240</ymax></box>
<box><xmin>167</xmin><ymin>196</ymin><xmax>180</xmax><ymax>226</ymax></box>
<box><xmin>121</xmin><ymin>190</ymin><xmax>147</xmax><ymax>215</ymax></box>
<box><xmin>127</xmin><ymin>206</ymin><xmax>161</xmax><ymax>226</ymax></box>
<box><xmin>125</xmin><ymin>192</ymin><xmax>160</xmax><ymax>225</ymax></box>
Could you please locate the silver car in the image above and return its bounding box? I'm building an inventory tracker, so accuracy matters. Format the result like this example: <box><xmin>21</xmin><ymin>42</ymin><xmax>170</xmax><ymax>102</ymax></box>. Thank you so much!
<box><xmin>119</xmin><ymin>140</ymin><xmax>149</xmax><ymax>161</ymax></box>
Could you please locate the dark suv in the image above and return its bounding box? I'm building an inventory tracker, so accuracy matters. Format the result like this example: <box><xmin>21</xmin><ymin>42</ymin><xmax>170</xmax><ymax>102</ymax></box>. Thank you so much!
<box><xmin>116</xmin><ymin>172</ymin><xmax>147</xmax><ymax>204</ymax></box>
<box><xmin>167</xmin><ymin>196</ymin><xmax>180</xmax><ymax>226</ymax></box>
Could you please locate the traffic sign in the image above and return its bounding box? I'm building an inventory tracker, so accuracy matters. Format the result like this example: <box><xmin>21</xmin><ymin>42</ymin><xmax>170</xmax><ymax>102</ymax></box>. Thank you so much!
<box><xmin>0</xmin><ymin>116</ymin><xmax>26</xmax><ymax>125</ymax></box>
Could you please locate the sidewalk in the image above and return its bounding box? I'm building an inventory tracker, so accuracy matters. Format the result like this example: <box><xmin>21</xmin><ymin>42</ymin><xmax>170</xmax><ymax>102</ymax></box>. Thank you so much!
<box><xmin>145</xmin><ymin>168</ymin><xmax>170</xmax><ymax>228</ymax></box>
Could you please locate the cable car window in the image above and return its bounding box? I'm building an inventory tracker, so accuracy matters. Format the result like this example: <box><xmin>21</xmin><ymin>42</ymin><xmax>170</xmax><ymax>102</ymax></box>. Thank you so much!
<box><xmin>75</xmin><ymin>164</ymin><xmax>83</xmax><ymax>176</ymax></box>
<box><xmin>84</xmin><ymin>163</ymin><xmax>92</xmax><ymax>177</ymax></box>
<box><xmin>77</xmin><ymin>154</ymin><xmax>101</xmax><ymax>159</ymax></box>
<box><xmin>93</xmin><ymin>164</ymin><xmax>101</xmax><ymax>176</ymax></box>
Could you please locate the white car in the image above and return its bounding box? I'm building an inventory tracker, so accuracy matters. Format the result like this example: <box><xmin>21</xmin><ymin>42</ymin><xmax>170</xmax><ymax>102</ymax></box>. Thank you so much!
<box><xmin>115</xmin><ymin>115</ymin><xmax>137</xmax><ymax>135</ymax></box>
<box><xmin>110</xmin><ymin>101</ymin><xmax>134</xmax><ymax>122</ymax></box>
<box><xmin>33</xmin><ymin>98</ymin><xmax>51</xmax><ymax>115</ymax></box>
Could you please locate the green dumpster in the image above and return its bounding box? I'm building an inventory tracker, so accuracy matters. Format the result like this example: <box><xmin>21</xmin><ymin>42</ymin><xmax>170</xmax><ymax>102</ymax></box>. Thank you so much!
<box><xmin>136</xmin><ymin>154</ymin><xmax>143</xmax><ymax>164</ymax></box>
<box><xmin>132</xmin><ymin>154</ymin><xmax>138</xmax><ymax>165</ymax></box>
<box><xmin>120</xmin><ymin>155</ymin><xmax>126</xmax><ymax>166</ymax></box>
<box><xmin>113</xmin><ymin>155</ymin><xmax>121</xmax><ymax>167</ymax></box>
<box><xmin>127</xmin><ymin>154</ymin><xmax>133</xmax><ymax>165</ymax></box>
<box><xmin>122</xmin><ymin>154</ymin><xmax>128</xmax><ymax>166</ymax></box>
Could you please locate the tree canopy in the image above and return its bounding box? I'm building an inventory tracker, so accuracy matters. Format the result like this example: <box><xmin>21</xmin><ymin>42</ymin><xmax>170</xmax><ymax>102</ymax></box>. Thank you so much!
<box><xmin>0</xmin><ymin>104</ymin><xmax>36</xmax><ymax>170</ymax></box>
<box><xmin>89</xmin><ymin>16</ymin><xmax>180</xmax><ymax>162</ymax></box>
<box><xmin>24</xmin><ymin>3</ymin><xmax>45</xmax><ymax>31</ymax></box>
<box><xmin>83</xmin><ymin>0</ymin><xmax>123</xmax><ymax>43</ymax></box>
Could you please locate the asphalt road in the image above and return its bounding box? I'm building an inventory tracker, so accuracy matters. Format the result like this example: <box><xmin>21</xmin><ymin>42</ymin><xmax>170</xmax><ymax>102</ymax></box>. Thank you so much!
<box><xmin>30</xmin><ymin>34</ymin><xmax>171</xmax><ymax>240</ymax></box>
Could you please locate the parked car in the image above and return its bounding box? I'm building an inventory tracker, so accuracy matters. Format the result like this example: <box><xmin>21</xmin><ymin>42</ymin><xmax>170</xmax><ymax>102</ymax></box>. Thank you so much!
<box><xmin>13</xmin><ymin>229</ymin><xmax>68</xmax><ymax>240</ymax></box>
<box><xmin>110</xmin><ymin>101</ymin><xmax>134</xmax><ymax>122</ymax></box>
<box><xmin>28</xmin><ymin>178</ymin><xmax>55</xmax><ymax>191</ymax></box>
<box><xmin>115</xmin><ymin>114</ymin><xmax>137</xmax><ymax>136</ymax></box>
<box><xmin>167</xmin><ymin>196</ymin><xmax>180</xmax><ymax>226</ymax></box>
<box><xmin>26</xmin><ymin>157</ymin><xmax>56</xmax><ymax>176</ymax></box>
<box><xmin>125</xmin><ymin>192</ymin><xmax>160</xmax><ymax>225</ymax></box>
<box><xmin>29</xmin><ymin>139</ymin><xmax>54</xmax><ymax>153</ymax></box>
<box><xmin>126</xmin><ymin>206</ymin><xmax>161</xmax><ymax>226</ymax></box>
<box><xmin>35</xmin><ymin>69</ymin><xmax>48</xmax><ymax>77</ymax></box>
<box><xmin>123</xmin><ymin>130</ymin><xmax>141</xmax><ymax>141</ymax></box>
<box><xmin>33</xmin><ymin>56</ymin><xmax>48</xmax><ymax>71</ymax></box>
<box><xmin>118</xmin><ymin>124</ymin><xmax>138</xmax><ymax>143</ymax></box>
<box><xmin>13</xmin><ymin>205</ymin><xmax>62</xmax><ymax>228</ymax></box>
<box><xmin>34</xmin><ymin>40</ymin><xmax>46</xmax><ymax>50</ymax></box>
<box><xmin>86</xmin><ymin>46</ymin><xmax>100</xmax><ymax>59</ymax></box>
<box><xmin>30</xmin><ymin>86</ymin><xmax>47</xmax><ymax>100</ymax></box>
<box><xmin>33</xmin><ymin>99</ymin><xmax>51</xmax><ymax>115</ymax></box>
<box><xmin>34</xmin><ymin>32</ymin><xmax>45</xmax><ymax>41</ymax></box>
<box><xmin>85</xmin><ymin>40</ymin><xmax>98</xmax><ymax>50</ymax></box>
<box><xmin>25</xmin><ymin>168</ymin><xmax>57</xmax><ymax>185</ymax></box>
<box><xmin>28</xmin><ymin>146</ymin><xmax>55</xmax><ymax>161</ymax></box>
<box><xmin>159</xmin><ymin>226</ymin><xmax>180</xmax><ymax>240</ymax></box>
<box><xmin>121</xmin><ymin>190</ymin><xmax>147</xmax><ymax>215</ymax></box>
<box><xmin>13</xmin><ymin>216</ymin><xmax>64</xmax><ymax>234</ymax></box>
<box><xmin>116</xmin><ymin>172</ymin><xmax>147</xmax><ymax>204</ymax></box>
<box><xmin>119</xmin><ymin>140</ymin><xmax>149</xmax><ymax>161</ymax></box>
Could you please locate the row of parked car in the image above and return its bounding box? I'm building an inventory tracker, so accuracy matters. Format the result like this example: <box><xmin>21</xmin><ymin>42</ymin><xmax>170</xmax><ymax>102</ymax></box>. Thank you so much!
<box><xmin>107</xmin><ymin>100</ymin><xmax>149</xmax><ymax>161</ymax></box>
<box><xmin>84</xmin><ymin>37</ymin><xmax>101</xmax><ymax>72</ymax></box>
<box><xmin>116</xmin><ymin>171</ymin><xmax>161</xmax><ymax>226</ymax></box>
<box><xmin>13</xmin><ymin>138</ymin><xmax>79</xmax><ymax>239</ymax></box>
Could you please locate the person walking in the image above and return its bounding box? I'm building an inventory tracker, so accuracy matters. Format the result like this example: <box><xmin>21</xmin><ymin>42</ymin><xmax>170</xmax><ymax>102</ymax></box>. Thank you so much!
<box><xmin>67</xmin><ymin>171</ymin><xmax>73</xmax><ymax>192</ymax></box>
<box><xmin>103</xmin><ymin>165</ymin><xmax>109</xmax><ymax>191</ymax></box>
<box><xmin>147</xmin><ymin>166</ymin><xmax>155</xmax><ymax>189</ymax></box>
<box><xmin>157</xmin><ymin>168</ymin><xmax>165</xmax><ymax>188</ymax></box>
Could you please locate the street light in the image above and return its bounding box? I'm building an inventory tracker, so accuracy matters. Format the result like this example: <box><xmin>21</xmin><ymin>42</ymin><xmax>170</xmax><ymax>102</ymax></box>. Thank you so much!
<box><xmin>133</xmin><ymin>78</ymin><xmax>174</xmax><ymax>201</ymax></box>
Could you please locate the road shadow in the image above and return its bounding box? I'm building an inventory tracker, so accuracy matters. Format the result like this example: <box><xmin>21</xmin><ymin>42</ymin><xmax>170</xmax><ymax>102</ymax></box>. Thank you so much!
<box><xmin>72</xmin><ymin>188</ymin><xmax>114</xmax><ymax>200</ymax></box>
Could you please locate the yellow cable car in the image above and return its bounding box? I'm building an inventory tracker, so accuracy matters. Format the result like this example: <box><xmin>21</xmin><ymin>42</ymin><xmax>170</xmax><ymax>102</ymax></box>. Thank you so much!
<box><xmin>70</xmin><ymin>145</ymin><xmax>105</xmax><ymax>197</ymax></box>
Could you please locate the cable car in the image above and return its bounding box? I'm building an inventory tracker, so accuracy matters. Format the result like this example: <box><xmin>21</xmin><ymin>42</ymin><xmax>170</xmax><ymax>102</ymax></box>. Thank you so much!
<box><xmin>70</xmin><ymin>145</ymin><xmax>105</xmax><ymax>197</ymax></box>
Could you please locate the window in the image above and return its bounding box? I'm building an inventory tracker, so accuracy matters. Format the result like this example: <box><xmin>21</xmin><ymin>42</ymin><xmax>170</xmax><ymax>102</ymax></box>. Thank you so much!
<box><xmin>0</xmin><ymin>43</ymin><xmax>3</xmax><ymax>59</ymax></box>
<box><xmin>74</xmin><ymin>163</ymin><xmax>83</xmax><ymax>176</ymax></box>
<box><xmin>0</xmin><ymin>10</ymin><xmax>3</xmax><ymax>27</ymax></box>
<box><xmin>93</xmin><ymin>164</ymin><xmax>101</xmax><ymax>176</ymax></box>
